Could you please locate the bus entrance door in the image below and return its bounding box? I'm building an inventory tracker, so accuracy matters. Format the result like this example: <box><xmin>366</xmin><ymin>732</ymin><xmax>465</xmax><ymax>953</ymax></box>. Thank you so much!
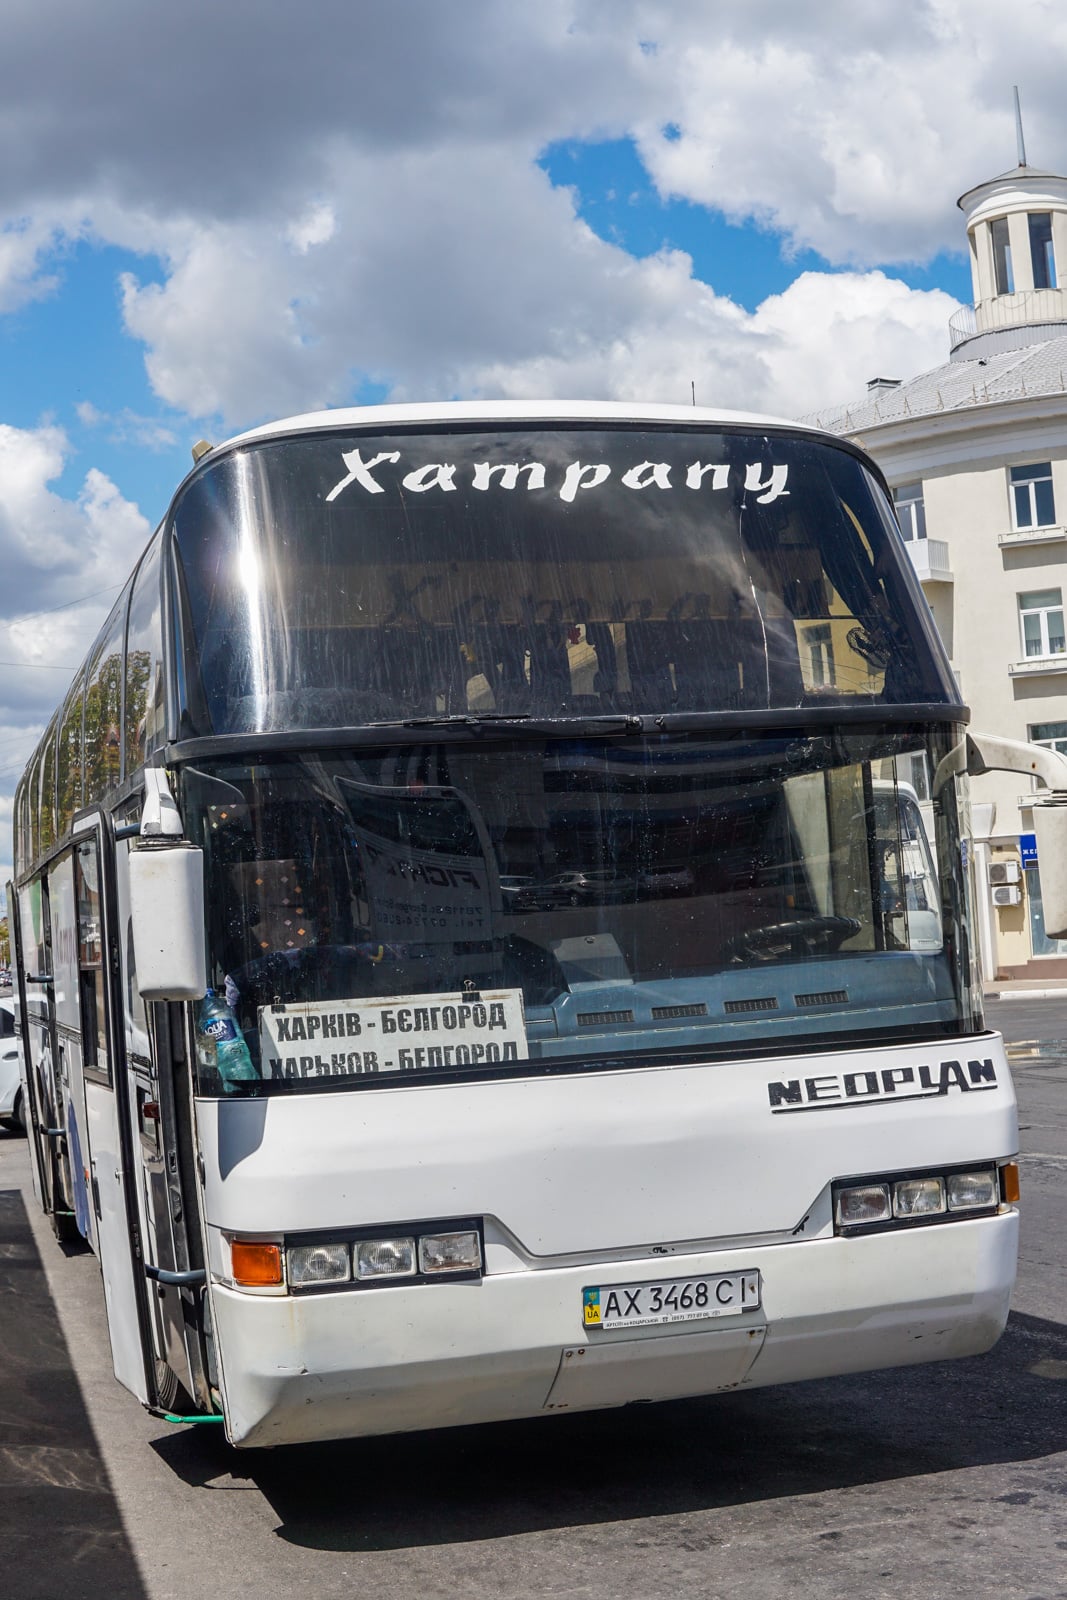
<box><xmin>114</xmin><ymin>832</ymin><xmax>209</xmax><ymax>1415</ymax></box>
<box><xmin>66</xmin><ymin>828</ymin><xmax>152</xmax><ymax>1405</ymax></box>
<box><xmin>45</xmin><ymin>849</ymin><xmax>95</xmax><ymax>1250</ymax></box>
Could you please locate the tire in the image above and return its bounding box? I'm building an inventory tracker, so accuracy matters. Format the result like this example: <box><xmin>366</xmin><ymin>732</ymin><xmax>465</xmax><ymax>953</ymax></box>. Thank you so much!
<box><xmin>0</xmin><ymin>1090</ymin><xmax>23</xmax><ymax>1134</ymax></box>
<box><xmin>154</xmin><ymin>1361</ymin><xmax>198</xmax><ymax>1417</ymax></box>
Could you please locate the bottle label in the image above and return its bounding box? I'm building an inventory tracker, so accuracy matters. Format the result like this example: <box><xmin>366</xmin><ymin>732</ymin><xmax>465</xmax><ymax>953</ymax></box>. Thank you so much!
<box><xmin>202</xmin><ymin>1017</ymin><xmax>238</xmax><ymax>1043</ymax></box>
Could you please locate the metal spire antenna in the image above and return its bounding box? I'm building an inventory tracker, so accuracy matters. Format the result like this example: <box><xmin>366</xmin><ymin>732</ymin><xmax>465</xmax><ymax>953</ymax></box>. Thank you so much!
<box><xmin>1014</xmin><ymin>85</ymin><xmax>1028</xmax><ymax>168</ymax></box>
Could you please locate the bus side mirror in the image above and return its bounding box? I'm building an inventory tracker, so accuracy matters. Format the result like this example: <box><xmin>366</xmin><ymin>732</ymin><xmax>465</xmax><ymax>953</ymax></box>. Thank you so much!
<box><xmin>128</xmin><ymin>841</ymin><xmax>207</xmax><ymax>1001</ymax></box>
<box><xmin>1032</xmin><ymin>803</ymin><xmax>1067</xmax><ymax>941</ymax></box>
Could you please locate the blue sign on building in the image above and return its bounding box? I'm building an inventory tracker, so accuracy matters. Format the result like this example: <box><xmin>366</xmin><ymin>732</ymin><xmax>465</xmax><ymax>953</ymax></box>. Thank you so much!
<box><xmin>1020</xmin><ymin>832</ymin><xmax>1038</xmax><ymax>868</ymax></box>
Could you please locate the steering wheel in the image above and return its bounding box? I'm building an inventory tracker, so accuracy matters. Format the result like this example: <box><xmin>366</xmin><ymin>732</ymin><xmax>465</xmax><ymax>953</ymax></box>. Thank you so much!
<box><xmin>725</xmin><ymin>915</ymin><xmax>861</xmax><ymax>963</ymax></box>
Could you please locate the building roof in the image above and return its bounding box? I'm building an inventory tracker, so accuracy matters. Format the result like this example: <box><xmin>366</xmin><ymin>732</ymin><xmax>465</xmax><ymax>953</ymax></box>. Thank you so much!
<box><xmin>802</xmin><ymin>333</ymin><xmax>1067</xmax><ymax>436</ymax></box>
<box><xmin>957</xmin><ymin>164</ymin><xmax>1067</xmax><ymax>209</ymax></box>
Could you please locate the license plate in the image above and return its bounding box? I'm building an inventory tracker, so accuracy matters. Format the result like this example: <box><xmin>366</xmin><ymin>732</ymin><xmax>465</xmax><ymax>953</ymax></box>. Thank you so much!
<box><xmin>582</xmin><ymin>1271</ymin><xmax>761</xmax><ymax>1330</ymax></box>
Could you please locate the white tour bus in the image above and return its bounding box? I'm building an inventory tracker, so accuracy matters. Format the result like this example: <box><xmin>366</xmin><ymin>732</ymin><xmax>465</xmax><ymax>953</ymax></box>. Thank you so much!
<box><xmin>12</xmin><ymin>401</ymin><xmax>1067</xmax><ymax>1449</ymax></box>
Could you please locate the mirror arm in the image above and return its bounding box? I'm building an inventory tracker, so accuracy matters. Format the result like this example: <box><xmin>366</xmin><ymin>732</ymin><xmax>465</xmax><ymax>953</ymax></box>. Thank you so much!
<box><xmin>933</xmin><ymin>732</ymin><xmax>1067</xmax><ymax>943</ymax></box>
<box><xmin>140</xmin><ymin>768</ymin><xmax>184</xmax><ymax>838</ymax></box>
<box><xmin>933</xmin><ymin>732</ymin><xmax>1067</xmax><ymax>798</ymax></box>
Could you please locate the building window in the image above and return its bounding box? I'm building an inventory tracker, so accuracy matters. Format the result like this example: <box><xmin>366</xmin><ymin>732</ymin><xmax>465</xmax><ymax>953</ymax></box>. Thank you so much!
<box><xmin>1028</xmin><ymin>721</ymin><xmax>1067</xmax><ymax>756</ymax></box>
<box><xmin>1029</xmin><ymin>212</ymin><xmax>1056</xmax><ymax>290</ymax></box>
<box><xmin>804</xmin><ymin>623</ymin><xmax>834</xmax><ymax>687</ymax></box>
<box><xmin>1010</xmin><ymin>462</ymin><xmax>1056</xmax><ymax>530</ymax></box>
<box><xmin>1025</xmin><ymin>864</ymin><xmax>1067</xmax><ymax>957</ymax></box>
<box><xmin>1019</xmin><ymin>589</ymin><xmax>1066</xmax><ymax>658</ymax></box>
<box><xmin>892</xmin><ymin>482</ymin><xmax>927</xmax><ymax>542</ymax></box>
<box><xmin>991</xmin><ymin>216</ymin><xmax>1014</xmax><ymax>295</ymax></box>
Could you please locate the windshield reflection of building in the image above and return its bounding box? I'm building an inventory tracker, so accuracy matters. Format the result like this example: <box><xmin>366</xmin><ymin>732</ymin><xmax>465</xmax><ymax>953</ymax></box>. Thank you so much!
<box><xmin>209</xmin><ymin>732</ymin><xmax>945</xmax><ymax>1048</ymax></box>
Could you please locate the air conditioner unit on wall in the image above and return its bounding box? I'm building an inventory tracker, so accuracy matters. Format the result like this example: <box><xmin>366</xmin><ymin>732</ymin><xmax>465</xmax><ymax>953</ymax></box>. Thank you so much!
<box><xmin>992</xmin><ymin>884</ymin><xmax>1022</xmax><ymax>907</ymax></box>
<box><xmin>990</xmin><ymin>860</ymin><xmax>1021</xmax><ymax>885</ymax></box>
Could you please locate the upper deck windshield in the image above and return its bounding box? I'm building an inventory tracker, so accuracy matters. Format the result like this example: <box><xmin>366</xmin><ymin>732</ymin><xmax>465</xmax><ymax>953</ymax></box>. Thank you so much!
<box><xmin>181</xmin><ymin>723</ymin><xmax>980</xmax><ymax>1097</ymax></box>
<box><xmin>170</xmin><ymin>424</ymin><xmax>960</xmax><ymax>735</ymax></box>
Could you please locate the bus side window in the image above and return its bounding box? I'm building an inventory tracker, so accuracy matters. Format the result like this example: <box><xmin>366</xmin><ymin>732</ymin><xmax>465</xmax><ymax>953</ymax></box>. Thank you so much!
<box><xmin>38</xmin><ymin>717</ymin><xmax>59</xmax><ymax>857</ymax></box>
<box><xmin>125</xmin><ymin>532</ymin><xmax>165</xmax><ymax>774</ymax></box>
<box><xmin>85</xmin><ymin>584</ymin><xmax>132</xmax><ymax>807</ymax></box>
<box><xmin>57</xmin><ymin>669</ymin><xmax>87</xmax><ymax>838</ymax></box>
<box><xmin>75</xmin><ymin>841</ymin><xmax>108</xmax><ymax>1079</ymax></box>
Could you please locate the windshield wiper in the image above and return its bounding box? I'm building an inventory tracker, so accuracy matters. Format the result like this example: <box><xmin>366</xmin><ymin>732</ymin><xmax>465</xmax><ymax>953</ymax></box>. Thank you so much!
<box><xmin>403</xmin><ymin>712</ymin><xmax>528</xmax><ymax>726</ymax></box>
<box><xmin>402</xmin><ymin>713</ymin><xmax>641</xmax><ymax>738</ymax></box>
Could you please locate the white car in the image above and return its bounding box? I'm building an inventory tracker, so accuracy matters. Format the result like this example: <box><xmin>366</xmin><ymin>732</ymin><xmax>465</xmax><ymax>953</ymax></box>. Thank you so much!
<box><xmin>0</xmin><ymin>997</ymin><xmax>25</xmax><ymax>1133</ymax></box>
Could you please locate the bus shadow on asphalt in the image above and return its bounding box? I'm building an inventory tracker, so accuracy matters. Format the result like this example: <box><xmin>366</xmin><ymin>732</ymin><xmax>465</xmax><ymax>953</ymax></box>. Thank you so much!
<box><xmin>0</xmin><ymin>1188</ymin><xmax>149</xmax><ymax>1599</ymax></box>
<box><xmin>150</xmin><ymin>1309</ymin><xmax>1067</xmax><ymax>1552</ymax></box>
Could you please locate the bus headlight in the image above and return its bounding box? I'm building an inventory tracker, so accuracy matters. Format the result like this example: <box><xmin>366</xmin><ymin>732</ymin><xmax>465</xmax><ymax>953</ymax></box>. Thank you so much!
<box><xmin>288</xmin><ymin>1242</ymin><xmax>351</xmax><ymax>1287</ymax></box>
<box><xmin>355</xmin><ymin>1237</ymin><xmax>417</xmax><ymax>1280</ymax></box>
<box><xmin>418</xmin><ymin>1230</ymin><xmax>482</xmax><ymax>1275</ymax></box>
<box><xmin>835</xmin><ymin>1184</ymin><xmax>891</xmax><ymax>1228</ymax></box>
<box><xmin>279</xmin><ymin>1218</ymin><xmax>484</xmax><ymax>1293</ymax></box>
<box><xmin>893</xmin><ymin>1177</ymin><xmax>945</xmax><ymax>1218</ymax></box>
<box><xmin>946</xmin><ymin>1169</ymin><xmax>997</xmax><ymax>1211</ymax></box>
<box><xmin>833</xmin><ymin>1164</ymin><xmax>1014</xmax><ymax>1235</ymax></box>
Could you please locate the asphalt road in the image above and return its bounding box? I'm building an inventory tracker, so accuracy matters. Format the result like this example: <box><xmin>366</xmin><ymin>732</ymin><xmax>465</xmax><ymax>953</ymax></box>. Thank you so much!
<box><xmin>2</xmin><ymin>999</ymin><xmax>1065</xmax><ymax>1600</ymax></box>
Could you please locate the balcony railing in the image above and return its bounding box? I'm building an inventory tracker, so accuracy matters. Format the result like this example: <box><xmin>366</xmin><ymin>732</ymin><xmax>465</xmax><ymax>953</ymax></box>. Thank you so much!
<box><xmin>905</xmin><ymin>538</ymin><xmax>952</xmax><ymax>583</ymax></box>
<box><xmin>950</xmin><ymin>287</ymin><xmax>1067</xmax><ymax>351</ymax></box>
<box><xmin>948</xmin><ymin>306</ymin><xmax>978</xmax><ymax>347</ymax></box>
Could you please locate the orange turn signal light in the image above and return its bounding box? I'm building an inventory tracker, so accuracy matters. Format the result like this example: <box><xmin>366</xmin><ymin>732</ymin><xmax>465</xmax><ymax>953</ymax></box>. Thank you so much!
<box><xmin>1001</xmin><ymin>1162</ymin><xmax>1021</xmax><ymax>1205</ymax></box>
<box><xmin>231</xmin><ymin>1240</ymin><xmax>283</xmax><ymax>1287</ymax></box>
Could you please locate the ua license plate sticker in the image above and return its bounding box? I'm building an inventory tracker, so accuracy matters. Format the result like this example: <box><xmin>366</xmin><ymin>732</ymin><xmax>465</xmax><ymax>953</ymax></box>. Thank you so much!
<box><xmin>583</xmin><ymin>1271</ymin><xmax>760</xmax><ymax>1330</ymax></box>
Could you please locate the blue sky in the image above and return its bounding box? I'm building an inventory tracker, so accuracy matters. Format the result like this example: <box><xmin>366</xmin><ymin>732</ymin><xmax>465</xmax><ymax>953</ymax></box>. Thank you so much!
<box><xmin>0</xmin><ymin>0</ymin><xmax>1064</xmax><ymax>882</ymax></box>
<box><xmin>0</xmin><ymin>242</ymin><xmax>180</xmax><ymax>512</ymax></box>
<box><xmin>539</xmin><ymin>137</ymin><xmax>975</xmax><ymax>312</ymax></box>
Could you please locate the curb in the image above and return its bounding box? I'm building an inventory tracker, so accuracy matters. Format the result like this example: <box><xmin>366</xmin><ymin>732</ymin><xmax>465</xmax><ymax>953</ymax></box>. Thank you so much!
<box><xmin>985</xmin><ymin>989</ymin><xmax>1067</xmax><ymax>1001</ymax></box>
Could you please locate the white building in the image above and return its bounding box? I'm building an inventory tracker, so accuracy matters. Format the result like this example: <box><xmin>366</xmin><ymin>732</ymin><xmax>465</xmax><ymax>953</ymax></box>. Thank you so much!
<box><xmin>810</xmin><ymin>159</ymin><xmax>1067</xmax><ymax>981</ymax></box>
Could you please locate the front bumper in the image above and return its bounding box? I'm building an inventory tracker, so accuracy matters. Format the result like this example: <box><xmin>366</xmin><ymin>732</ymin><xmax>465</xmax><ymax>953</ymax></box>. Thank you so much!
<box><xmin>210</xmin><ymin>1210</ymin><xmax>1018</xmax><ymax>1447</ymax></box>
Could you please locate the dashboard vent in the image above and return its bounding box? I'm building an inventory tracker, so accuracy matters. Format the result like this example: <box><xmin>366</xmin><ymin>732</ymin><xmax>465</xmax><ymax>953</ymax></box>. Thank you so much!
<box><xmin>795</xmin><ymin>989</ymin><xmax>849</xmax><ymax>1007</ymax></box>
<box><xmin>651</xmin><ymin>1003</ymin><xmax>708</xmax><ymax>1020</ymax></box>
<box><xmin>724</xmin><ymin>997</ymin><xmax>779</xmax><ymax>1014</ymax></box>
<box><xmin>577</xmin><ymin>1009</ymin><xmax>634</xmax><ymax>1026</ymax></box>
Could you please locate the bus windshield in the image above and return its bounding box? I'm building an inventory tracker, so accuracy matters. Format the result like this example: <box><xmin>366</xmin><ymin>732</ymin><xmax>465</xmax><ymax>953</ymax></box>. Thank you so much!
<box><xmin>182</xmin><ymin>723</ymin><xmax>978</xmax><ymax>1096</ymax></box>
<box><xmin>170</xmin><ymin>425</ymin><xmax>959</xmax><ymax>736</ymax></box>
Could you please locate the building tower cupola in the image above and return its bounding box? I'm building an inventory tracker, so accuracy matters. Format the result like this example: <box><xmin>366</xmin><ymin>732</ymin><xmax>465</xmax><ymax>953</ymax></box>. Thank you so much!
<box><xmin>951</xmin><ymin>94</ymin><xmax>1067</xmax><ymax>359</ymax></box>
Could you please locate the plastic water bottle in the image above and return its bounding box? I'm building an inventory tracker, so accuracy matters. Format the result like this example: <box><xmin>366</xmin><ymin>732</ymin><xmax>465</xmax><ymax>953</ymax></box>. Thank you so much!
<box><xmin>196</xmin><ymin>989</ymin><xmax>257</xmax><ymax>1091</ymax></box>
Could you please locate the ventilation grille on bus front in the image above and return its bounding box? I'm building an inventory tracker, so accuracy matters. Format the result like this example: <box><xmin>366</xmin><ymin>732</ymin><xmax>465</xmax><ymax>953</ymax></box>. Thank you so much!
<box><xmin>795</xmin><ymin>990</ymin><xmax>849</xmax><ymax>1007</ymax></box>
<box><xmin>577</xmin><ymin>1009</ymin><xmax>635</xmax><ymax>1026</ymax></box>
<box><xmin>651</xmin><ymin>1003</ymin><xmax>708</xmax><ymax>1020</ymax></box>
<box><xmin>723</xmin><ymin>997</ymin><xmax>779</xmax><ymax>1014</ymax></box>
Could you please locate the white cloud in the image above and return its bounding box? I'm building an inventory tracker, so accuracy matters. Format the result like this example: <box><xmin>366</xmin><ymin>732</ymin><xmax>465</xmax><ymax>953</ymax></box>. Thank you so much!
<box><xmin>0</xmin><ymin>426</ymin><xmax>150</xmax><ymax>880</ymax></box>
<box><xmin>75</xmin><ymin>401</ymin><xmax>178</xmax><ymax>451</ymax></box>
<box><xmin>3</xmin><ymin>1</ymin><xmax>1064</xmax><ymax>279</ymax></box>
<box><xmin>0</xmin><ymin>425</ymin><xmax>150</xmax><ymax>596</ymax></box>
<box><xmin>0</xmin><ymin>217</ymin><xmax>63</xmax><ymax>312</ymax></box>
<box><xmin>113</xmin><ymin>138</ymin><xmax>959</xmax><ymax>429</ymax></box>
<box><xmin>0</xmin><ymin>0</ymin><xmax>1061</xmax><ymax>436</ymax></box>
<box><xmin>472</xmin><ymin>263</ymin><xmax>957</xmax><ymax>420</ymax></box>
<box><xmin>621</xmin><ymin>0</ymin><xmax>1067</xmax><ymax>263</ymax></box>
<box><xmin>0</xmin><ymin>424</ymin><xmax>86</xmax><ymax>571</ymax></box>
<box><xmin>0</xmin><ymin>424</ymin><xmax>150</xmax><ymax>707</ymax></box>
<box><xmin>749</xmin><ymin>270</ymin><xmax>961</xmax><ymax>414</ymax></box>
<box><xmin>287</xmin><ymin>203</ymin><xmax>336</xmax><ymax>255</ymax></box>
